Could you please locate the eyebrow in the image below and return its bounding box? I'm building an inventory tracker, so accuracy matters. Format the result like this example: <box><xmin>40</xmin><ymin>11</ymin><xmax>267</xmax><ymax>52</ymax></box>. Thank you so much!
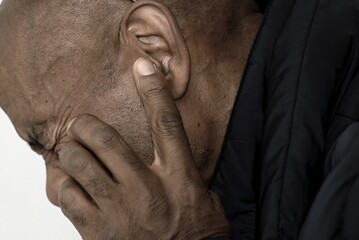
<box><xmin>27</xmin><ymin>139</ymin><xmax>44</xmax><ymax>153</ymax></box>
<box><xmin>32</xmin><ymin>123</ymin><xmax>47</xmax><ymax>140</ymax></box>
<box><xmin>28</xmin><ymin>122</ymin><xmax>51</xmax><ymax>150</ymax></box>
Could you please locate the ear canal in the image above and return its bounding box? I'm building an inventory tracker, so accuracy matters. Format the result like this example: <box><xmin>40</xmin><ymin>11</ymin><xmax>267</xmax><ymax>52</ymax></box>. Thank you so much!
<box><xmin>136</xmin><ymin>35</ymin><xmax>172</xmax><ymax>74</ymax></box>
<box><xmin>120</xmin><ymin>1</ymin><xmax>190</xmax><ymax>99</ymax></box>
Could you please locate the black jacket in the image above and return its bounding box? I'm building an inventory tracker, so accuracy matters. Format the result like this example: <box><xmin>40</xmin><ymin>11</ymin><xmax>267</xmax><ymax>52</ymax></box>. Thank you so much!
<box><xmin>210</xmin><ymin>0</ymin><xmax>359</xmax><ymax>239</ymax></box>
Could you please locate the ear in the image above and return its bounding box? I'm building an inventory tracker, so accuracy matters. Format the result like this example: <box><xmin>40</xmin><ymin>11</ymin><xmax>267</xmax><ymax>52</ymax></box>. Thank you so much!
<box><xmin>120</xmin><ymin>0</ymin><xmax>190</xmax><ymax>99</ymax></box>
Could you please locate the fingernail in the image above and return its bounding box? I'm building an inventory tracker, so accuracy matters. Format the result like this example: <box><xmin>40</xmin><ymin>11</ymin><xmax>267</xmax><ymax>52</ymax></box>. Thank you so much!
<box><xmin>66</xmin><ymin>117</ymin><xmax>77</xmax><ymax>133</ymax></box>
<box><xmin>135</xmin><ymin>58</ymin><xmax>156</xmax><ymax>76</ymax></box>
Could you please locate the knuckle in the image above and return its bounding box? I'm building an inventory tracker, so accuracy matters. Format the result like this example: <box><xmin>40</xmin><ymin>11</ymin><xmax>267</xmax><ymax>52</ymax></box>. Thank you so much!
<box><xmin>72</xmin><ymin>155</ymin><xmax>89</xmax><ymax>173</ymax></box>
<box><xmin>60</xmin><ymin>145</ymin><xmax>90</xmax><ymax>173</ymax></box>
<box><xmin>142</xmin><ymin>81</ymin><xmax>167</xmax><ymax>100</ymax></box>
<box><xmin>152</xmin><ymin>109</ymin><xmax>183</xmax><ymax>135</ymax></box>
<box><xmin>85</xmin><ymin>177</ymin><xmax>112</xmax><ymax>199</ymax></box>
<box><xmin>60</xmin><ymin>203</ymin><xmax>88</xmax><ymax>228</ymax></box>
<box><xmin>59</xmin><ymin>142</ymin><xmax>74</xmax><ymax>160</ymax></box>
<box><xmin>58</xmin><ymin>181</ymin><xmax>89</xmax><ymax>227</ymax></box>
<box><xmin>69</xmin><ymin>211</ymin><xmax>89</xmax><ymax>228</ymax></box>
<box><xmin>58</xmin><ymin>181</ymin><xmax>77</xmax><ymax>210</ymax></box>
<box><xmin>92</xmin><ymin>125</ymin><xmax>118</xmax><ymax>149</ymax></box>
<box><xmin>59</xmin><ymin>143</ymin><xmax>88</xmax><ymax>172</ymax></box>
<box><xmin>58</xmin><ymin>193</ymin><xmax>75</xmax><ymax>212</ymax></box>
<box><xmin>69</xmin><ymin>114</ymin><xmax>95</xmax><ymax>132</ymax></box>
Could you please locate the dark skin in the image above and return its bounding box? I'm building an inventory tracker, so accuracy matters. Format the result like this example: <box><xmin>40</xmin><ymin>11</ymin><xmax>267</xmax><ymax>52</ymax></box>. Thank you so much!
<box><xmin>0</xmin><ymin>0</ymin><xmax>262</xmax><ymax>238</ymax></box>
<box><xmin>58</xmin><ymin>58</ymin><xmax>230</xmax><ymax>239</ymax></box>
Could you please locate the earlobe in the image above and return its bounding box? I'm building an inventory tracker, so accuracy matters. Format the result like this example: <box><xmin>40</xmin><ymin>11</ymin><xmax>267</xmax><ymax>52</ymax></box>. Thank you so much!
<box><xmin>120</xmin><ymin>0</ymin><xmax>190</xmax><ymax>99</ymax></box>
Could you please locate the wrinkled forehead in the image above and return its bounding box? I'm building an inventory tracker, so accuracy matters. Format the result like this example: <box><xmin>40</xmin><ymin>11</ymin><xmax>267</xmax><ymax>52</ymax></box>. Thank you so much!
<box><xmin>0</xmin><ymin>0</ymin><xmax>125</xmax><ymax>84</ymax></box>
<box><xmin>0</xmin><ymin>0</ymin><xmax>128</xmax><ymax>129</ymax></box>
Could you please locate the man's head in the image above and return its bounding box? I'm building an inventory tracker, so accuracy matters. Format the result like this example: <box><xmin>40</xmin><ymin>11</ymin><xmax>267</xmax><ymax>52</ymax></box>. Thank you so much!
<box><xmin>0</xmin><ymin>0</ymin><xmax>262</xmax><ymax>205</ymax></box>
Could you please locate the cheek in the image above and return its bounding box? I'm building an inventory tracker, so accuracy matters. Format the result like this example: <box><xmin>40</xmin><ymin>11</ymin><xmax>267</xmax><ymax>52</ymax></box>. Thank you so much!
<box><xmin>100</xmin><ymin>109</ymin><xmax>155</xmax><ymax>165</ymax></box>
<box><xmin>45</xmin><ymin>159</ymin><xmax>70</xmax><ymax>206</ymax></box>
<box><xmin>119</xmin><ymin>120</ymin><xmax>154</xmax><ymax>165</ymax></box>
<box><xmin>92</xmin><ymin>76</ymin><xmax>155</xmax><ymax>164</ymax></box>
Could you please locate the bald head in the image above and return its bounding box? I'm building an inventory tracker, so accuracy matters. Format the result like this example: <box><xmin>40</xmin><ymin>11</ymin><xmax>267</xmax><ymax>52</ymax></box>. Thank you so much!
<box><xmin>0</xmin><ymin>0</ymin><xmax>257</xmax><ymax>111</ymax></box>
<box><xmin>0</xmin><ymin>0</ymin><xmax>262</xmax><ymax>204</ymax></box>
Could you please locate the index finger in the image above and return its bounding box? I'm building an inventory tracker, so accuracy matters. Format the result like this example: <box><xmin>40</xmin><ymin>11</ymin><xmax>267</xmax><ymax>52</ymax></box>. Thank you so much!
<box><xmin>133</xmin><ymin>57</ymin><xmax>195</xmax><ymax>173</ymax></box>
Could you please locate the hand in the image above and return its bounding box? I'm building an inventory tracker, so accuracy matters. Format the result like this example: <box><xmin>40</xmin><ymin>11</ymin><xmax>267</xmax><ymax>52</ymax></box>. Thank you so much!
<box><xmin>57</xmin><ymin>58</ymin><xmax>231</xmax><ymax>240</ymax></box>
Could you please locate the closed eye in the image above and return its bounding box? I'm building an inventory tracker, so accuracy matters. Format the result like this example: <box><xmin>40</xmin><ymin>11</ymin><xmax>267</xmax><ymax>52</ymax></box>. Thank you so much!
<box><xmin>28</xmin><ymin>140</ymin><xmax>45</xmax><ymax>155</ymax></box>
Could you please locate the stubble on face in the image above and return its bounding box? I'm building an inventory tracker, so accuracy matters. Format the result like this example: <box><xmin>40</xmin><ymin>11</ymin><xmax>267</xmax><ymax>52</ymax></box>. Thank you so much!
<box><xmin>0</xmin><ymin>0</ymin><xmax>156</xmax><ymax>162</ymax></box>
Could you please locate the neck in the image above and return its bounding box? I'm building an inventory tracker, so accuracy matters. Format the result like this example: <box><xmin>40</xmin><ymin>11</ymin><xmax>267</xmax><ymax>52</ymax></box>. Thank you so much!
<box><xmin>178</xmin><ymin>10</ymin><xmax>263</xmax><ymax>183</ymax></box>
